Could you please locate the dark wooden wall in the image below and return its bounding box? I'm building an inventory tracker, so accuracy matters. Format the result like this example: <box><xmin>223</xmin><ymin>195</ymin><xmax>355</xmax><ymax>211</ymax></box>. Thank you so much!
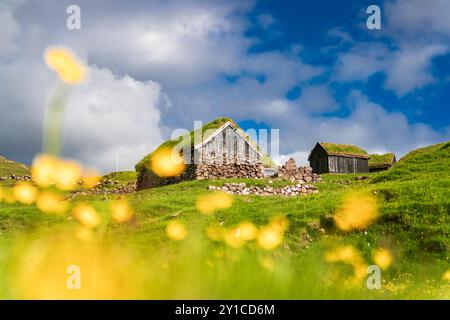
<box><xmin>309</xmin><ymin>143</ymin><xmax>329</xmax><ymax>173</ymax></box>
<box><xmin>328</xmin><ymin>156</ymin><xmax>368</xmax><ymax>173</ymax></box>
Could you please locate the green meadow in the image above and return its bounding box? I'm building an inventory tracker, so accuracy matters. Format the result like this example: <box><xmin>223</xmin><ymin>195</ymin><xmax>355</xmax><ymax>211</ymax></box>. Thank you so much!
<box><xmin>0</xmin><ymin>142</ymin><xmax>448</xmax><ymax>299</ymax></box>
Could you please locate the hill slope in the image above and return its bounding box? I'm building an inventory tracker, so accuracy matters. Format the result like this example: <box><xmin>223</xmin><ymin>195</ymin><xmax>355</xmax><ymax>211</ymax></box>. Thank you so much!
<box><xmin>0</xmin><ymin>156</ymin><xmax>29</xmax><ymax>177</ymax></box>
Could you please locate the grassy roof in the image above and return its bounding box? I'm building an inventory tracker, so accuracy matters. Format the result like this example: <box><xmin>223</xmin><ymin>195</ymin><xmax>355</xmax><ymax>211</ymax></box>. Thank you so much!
<box><xmin>319</xmin><ymin>142</ymin><xmax>369</xmax><ymax>159</ymax></box>
<box><xmin>135</xmin><ymin>117</ymin><xmax>274</xmax><ymax>172</ymax></box>
<box><xmin>368</xmin><ymin>153</ymin><xmax>396</xmax><ymax>168</ymax></box>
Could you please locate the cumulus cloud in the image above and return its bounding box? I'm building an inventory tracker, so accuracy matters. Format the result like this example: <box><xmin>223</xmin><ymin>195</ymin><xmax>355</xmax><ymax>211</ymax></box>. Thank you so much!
<box><xmin>334</xmin><ymin>43</ymin><xmax>448</xmax><ymax>96</ymax></box>
<box><xmin>64</xmin><ymin>67</ymin><xmax>163</xmax><ymax>172</ymax></box>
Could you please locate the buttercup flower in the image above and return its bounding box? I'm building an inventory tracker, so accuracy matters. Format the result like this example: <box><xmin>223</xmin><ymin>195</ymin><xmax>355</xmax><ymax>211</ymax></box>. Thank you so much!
<box><xmin>72</xmin><ymin>204</ymin><xmax>100</xmax><ymax>228</ymax></box>
<box><xmin>12</xmin><ymin>182</ymin><xmax>38</xmax><ymax>205</ymax></box>
<box><xmin>44</xmin><ymin>47</ymin><xmax>86</xmax><ymax>84</ymax></box>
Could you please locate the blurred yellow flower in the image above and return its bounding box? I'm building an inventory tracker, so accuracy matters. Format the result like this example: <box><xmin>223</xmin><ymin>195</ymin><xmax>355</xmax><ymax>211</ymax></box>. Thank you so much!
<box><xmin>151</xmin><ymin>148</ymin><xmax>186</xmax><ymax>177</ymax></box>
<box><xmin>223</xmin><ymin>229</ymin><xmax>244</xmax><ymax>248</ymax></box>
<box><xmin>32</xmin><ymin>154</ymin><xmax>83</xmax><ymax>190</ymax></box>
<box><xmin>373</xmin><ymin>248</ymin><xmax>393</xmax><ymax>270</ymax></box>
<box><xmin>54</xmin><ymin>160</ymin><xmax>83</xmax><ymax>191</ymax></box>
<box><xmin>268</xmin><ymin>216</ymin><xmax>289</xmax><ymax>233</ymax></box>
<box><xmin>10</xmin><ymin>237</ymin><xmax>143</xmax><ymax>299</ymax></box>
<box><xmin>442</xmin><ymin>270</ymin><xmax>450</xmax><ymax>281</ymax></box>
<box><xmin>36</xmin><ymin>191</ymin><xmax>68</xmax><ymax>214</ymax></box>
<box><xmin>257</xmin><ymin>227</ymin><xmax>283</xmax><ymax>251</ymax></box>
<box><xmin>334</xmin><ymin>192</ymin><xmax>378</xmax><ymax>231</ymax></box>
<box><xmin>82</xmin><ymin>169</ymin><xmax>101</xmax><ymax>189</ymax></box>
<box><xmin>0</xmin><ymin>187</ymin><xmax>4</xmax><ymax>202</ymax></box>
<box><xmin>236</xmin><ymin>222</ymin><xmax>257</xmax><ymax>241</ymax></box>
<box><xmin>72</xmin><ymin>204</ymin><xmax>100</xmax><ymax>228</ymax></box>
<box><xmin>44</xmin><ymin>47</ymin><xmax>86</xmax><ymax>84</ymax></box>
<box><xmin>166</xmin><ymin>221</ymin><xmax>187</xmax><ymax>241</ymax></box>
<box><xmin>32</xmin><ymin>154</ymin><xmax>59</xmax><ymax>188</ymax></box>
<box><xmin>1</xmin><ymin>188</ymin><xmax>16</xmax><ymax>204</ymax></box>
<box><xmin>325</xmin><ymin>245</ymin><xmax>368</xmax><ymax>284</ymax></box>
<box><xmin>12</xmin><ymin>182</ymin><xmax>38</xmax><ymax>205</ymax></box>
<box><xmin>206</xmin><ymin>225</ymin><xmax>223</xmax><ymax>241</ymax></box>
<box><xmin>196</xmin><ymin>192</ymin><xmax>233</xmax><ymax>215</ymax></box>
<box><xmin>110</xmin><ymin>199</ymin><xmax>134</xmax><ymax>223</ymax></box>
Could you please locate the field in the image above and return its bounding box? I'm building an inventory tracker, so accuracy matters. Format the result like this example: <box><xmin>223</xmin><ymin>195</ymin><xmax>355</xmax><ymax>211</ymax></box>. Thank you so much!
<box><xmin>0</xmin><ymin>142</ymin><xmax>449</xmax><ymax>299</ymax></box>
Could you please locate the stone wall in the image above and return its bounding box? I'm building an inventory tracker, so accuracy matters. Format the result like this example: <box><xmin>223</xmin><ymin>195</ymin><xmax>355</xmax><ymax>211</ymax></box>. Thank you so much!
<box><xmin>277</xmin><ymin>158</ymin><xmax>321</xmax><ymax>183</ymax></box>
<box><xmin>208</xmin><ymin>182</ymin><xmax>317</xmax><ymax>196</ymax></box>
<box><xmin>195</xmin><ymin>161</ymin><xmax>264</xmax><ymax>180</ymax></box>
<box><xmin>136</xmin><ymin>162</ymin><xmax>264</xmax><ymax>190</ymax></box>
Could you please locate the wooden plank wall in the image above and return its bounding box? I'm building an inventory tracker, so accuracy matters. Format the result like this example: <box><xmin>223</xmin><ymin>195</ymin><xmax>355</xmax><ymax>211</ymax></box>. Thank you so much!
<box><xmin>199</xmin><ymin>125</ymin><xmax>260</xmax><ymax>164</ymax></box>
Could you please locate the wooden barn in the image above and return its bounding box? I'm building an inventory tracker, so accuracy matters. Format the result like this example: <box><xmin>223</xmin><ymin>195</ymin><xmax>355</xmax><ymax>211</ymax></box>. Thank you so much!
<box><xmin>308</xmin><ymin>142</ymin><xmax>369</xmax><ymax>174</ymax></box>
<box><xmin>368</xmin><ymin>153</ymin><xmax>396</xmax><ymax>172</ymax></box>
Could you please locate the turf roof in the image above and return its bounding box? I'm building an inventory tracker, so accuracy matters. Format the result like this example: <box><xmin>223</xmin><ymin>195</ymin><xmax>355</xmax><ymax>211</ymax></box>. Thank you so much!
<box><xmin>369</xmin><ymin>153</ymin><xmax>396</xmax><ymax>168</ymax></box>
<box><xmin>319</xmin><ymin>142</ymin><xmax>369</xmax><ymax>159</ymax></box>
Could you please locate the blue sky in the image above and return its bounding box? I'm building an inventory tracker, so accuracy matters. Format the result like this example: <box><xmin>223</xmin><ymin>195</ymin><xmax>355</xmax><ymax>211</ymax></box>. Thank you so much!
<box><xmin>0</xmin><ymin>0</ymin><xmax>449</xmax><ymax>171</ymax></box>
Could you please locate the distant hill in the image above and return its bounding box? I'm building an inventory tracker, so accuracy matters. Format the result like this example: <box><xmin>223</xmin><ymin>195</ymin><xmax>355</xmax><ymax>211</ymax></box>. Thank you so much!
<box><xmin>0</xmin><ymin>156</ymin><xmax>30</xmax><ymax>177</ymax></box>
<box><xmin>373</xmin><ymin>141</ymin><xmax>450</xmax><ymax>182</ymax></box>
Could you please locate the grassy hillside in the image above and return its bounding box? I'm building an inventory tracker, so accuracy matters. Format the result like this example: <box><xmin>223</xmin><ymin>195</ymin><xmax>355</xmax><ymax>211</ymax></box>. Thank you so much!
<box><xmin>0</xmin><ymin>156</ymin><xmax>29</xmax><ymax>177</ymax></box>
<box><xmin>0</xmin><ymin>142</ymin><xmax>448</xmax><ymax>299</ymax></box>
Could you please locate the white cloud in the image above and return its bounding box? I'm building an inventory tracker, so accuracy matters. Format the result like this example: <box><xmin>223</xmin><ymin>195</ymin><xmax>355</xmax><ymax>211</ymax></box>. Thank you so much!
<box><xmin>298</xmin><ymin>85</ymin><xmax>338</xmax><ymax>113</ymax></box>
<box><xmin>64</xmin><ymin>67</ymin><xmax>163</xmax><ymax>172</ymax></box>
<box><xmin>334</xmin><ymin>43</ymin><xmax>448</xmax><ymax>96</ymax></box>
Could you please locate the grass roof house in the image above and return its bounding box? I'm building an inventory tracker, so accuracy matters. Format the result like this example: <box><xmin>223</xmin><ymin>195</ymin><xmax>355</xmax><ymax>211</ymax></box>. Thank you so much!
<box><xmin>308</xmin><ymin>142</ymin><xmax>369</xmax><ymax>174</ymax></box>
<box><xmin>135</xmin><ymin>117</ymin><xmax>274</xmax><ymax>190</ymax></box>
<box><xmin>368</xmin><ymin>153</ymin><xmax>396</xmax><ymax>172</ymax></box>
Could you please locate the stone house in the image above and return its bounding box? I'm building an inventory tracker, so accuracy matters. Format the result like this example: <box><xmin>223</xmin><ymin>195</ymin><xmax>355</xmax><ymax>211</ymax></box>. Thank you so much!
<box><xmin>135</xmin><ymin>118</ymin><xmax>273</xmax><ymax>190</ymax></box>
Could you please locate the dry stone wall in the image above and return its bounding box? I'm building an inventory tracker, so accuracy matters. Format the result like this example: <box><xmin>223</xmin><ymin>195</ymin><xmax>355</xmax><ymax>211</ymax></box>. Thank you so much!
<box><xmin>277</xmin><ymin>158</ymin><xmax>321</xmax><ymax>183</ymax></box>
<box><xmin>208</xmin><ymin>182</ymin><xmax>318</xmax><ymax>196</ymax></box>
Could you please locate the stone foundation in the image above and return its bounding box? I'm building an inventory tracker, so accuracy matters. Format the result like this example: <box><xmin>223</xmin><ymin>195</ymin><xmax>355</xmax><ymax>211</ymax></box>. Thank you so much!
<box><xmin>136</xmin><ymin>162</ymin><xmax>264</xmax><ymax>191</ymax></box>
<box><xmin>208</xmin><ymin>182</ymin><xmax>318</xmax><ymax>196</ymax></box>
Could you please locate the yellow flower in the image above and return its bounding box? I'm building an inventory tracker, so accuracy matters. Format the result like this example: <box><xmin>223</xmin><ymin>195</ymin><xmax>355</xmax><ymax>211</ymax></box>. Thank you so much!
<box><xmin>257</xmin><ymin>227</ymin><xmax>283</xmax><ymax>251</ymax></box>
<box><xmin>44</xmin><ymin>47</ymin><xmax>86</xmax><ymax>84</ymax></box>
<box><xmin>206</xmin><ymin>225</ymin><xmax>223</xmax><ymax>241</ymax></box>
<box><xmin>110</xmin><ymin>199</ymin><xmax>134</xmax><ymax>223</ymax></box>
<box><xmin>12</xmin><ymin>182</ymin><xmax>38</xmax><ymax>205</ymax></box>
<box><xmin>32</xmin><ymin>154</ymin><xmax>59</xmax><ymax>188</ymax></box>
<box><xmin>72</xmin><ymin>204</ymin><xmax>100</xmax><ymax>228</ymax></box>
<box><xmin>196</xmin><ymin>192</ymin><xmax>233</xmax><ymax>215</ymax></box>
<box><xmin>151</xmin><ymin>148</ymin><xmax>186</xmax><ymax>177</ymax></box>
<box><xmin>373</xmin><ymin>248</ymin><xmax>393</xmax><ymax>270</ymax></box>
<box><xmin>236</xmin><ymin>222</ymin><xmax>257</xmax><ymax>241</ymax></box>
<box><xmin>82</xmin><ymin>169</ymin><xmax>101</xmax><ymax>189</ymax></box>
<box><xmin>166</xmin><ymin>221</ymin><xmax>188</xmax><ymax>241</ymax></box>
<box><xmin>54</xmin><ymin>160</ymin><xmax>83</xmax><ymax>191</ymax></box>
<box><xmin>0</xmin><ymin>187</ymin><xmax>4</xmax><ymax>202</ymax></box>
<box><xmin>333</xmin><ymin>191</ymin><xmax>378</xmax><ymax>231</ymax></box>
<box><xmin>223</xmin><ymin>229</ymin><xmax>245</xmax><ymax>248</ymax></box>
<box><xmin>36</xmin><ymin>191</ymin><xmax>68</xmax><ymax>214</ymax></box>
<box><xmin>442</xmin><ymin>270</ymin><xmax>450</xmax><ymax>281</ymax></box>
<box><xmin>325</xmin><ymin>245</ymin><xmax>368</xmax><ymax>284</ymax></box>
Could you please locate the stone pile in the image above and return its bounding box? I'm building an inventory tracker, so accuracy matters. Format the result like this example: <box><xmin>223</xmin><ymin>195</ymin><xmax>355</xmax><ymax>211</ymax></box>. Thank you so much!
<box><xmin>0</xmin><ymin>175</ymin><xmax>32</xmax><ymax>181</ymax></box>
<box><xmin>208</xmin><ymin>182</ymin><xmax>318</xmax><ymax>197</ymax></box>
<box><xmin>195</xmin><ymin>161</ymin><xmax>264</xmax><ymax>180</ymax></box>
<box><xmin>277</xmin><ymin>158</ymin><xmax>321</xmax><ymax>183</ymax></box>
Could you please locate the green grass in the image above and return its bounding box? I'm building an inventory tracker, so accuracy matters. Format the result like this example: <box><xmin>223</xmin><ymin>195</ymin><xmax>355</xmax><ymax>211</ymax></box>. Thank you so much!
<box><xmin>319</xmin><ymin>142</ymin><xmax>368</xmax><ymax>158</ymax></box>
<box><xmin>369</xmin><ymin>153</ymin><xmax>395</xmax><ymax>168</ymax></box>
<box><xmin>0</xmin><ymin>142</ymin><xmax>449</xmax><ymax>299</ymax></box>
<box><xmin>0</xmin><ymin>156</ymin><xmax>29</xmax><ymax>177</ymax></box>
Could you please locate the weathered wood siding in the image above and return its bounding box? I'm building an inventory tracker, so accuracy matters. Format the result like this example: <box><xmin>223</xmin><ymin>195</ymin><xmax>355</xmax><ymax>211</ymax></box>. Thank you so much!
<box><xmin>309</xmin><ymin>143</ymin><xmax>329</xmax><ymax>173</ymax></box>
<box><xmin>328</xmin><ymin>156</ymin><xmax>369</xmax><ymax>173</ymax></box>
<box><xmin>198</xmin><ymin>125</ymin><xmax>260</xmax><ymax>164</ymax></box>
